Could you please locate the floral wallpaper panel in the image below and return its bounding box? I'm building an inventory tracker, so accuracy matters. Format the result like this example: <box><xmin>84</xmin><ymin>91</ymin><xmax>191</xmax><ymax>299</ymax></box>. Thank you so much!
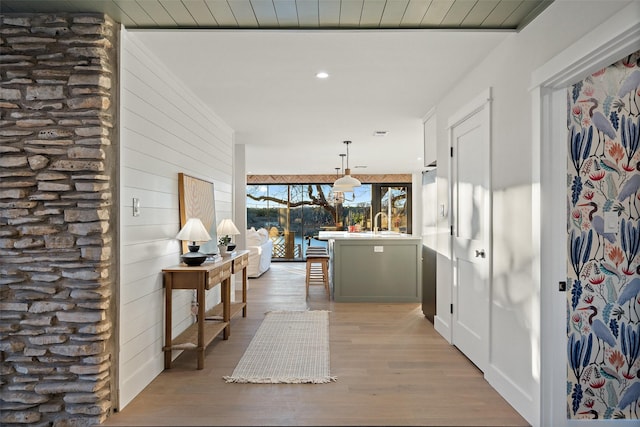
<box><xmin>567</xmin><ymin>49</ymin><xmax>640</xmax><ymax>420</ymax></box>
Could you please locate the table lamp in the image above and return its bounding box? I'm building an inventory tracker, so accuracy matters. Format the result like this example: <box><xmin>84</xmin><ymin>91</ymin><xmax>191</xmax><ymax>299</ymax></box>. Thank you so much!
<box><xmin>176</xmin><ymin>218</ymin><xmax>212</xmax><ymax>266</ymax></box>
<box><xmin>216</xmin><ymin>218</ymin><xmax>240</xmax><ymax>255</ymax></box>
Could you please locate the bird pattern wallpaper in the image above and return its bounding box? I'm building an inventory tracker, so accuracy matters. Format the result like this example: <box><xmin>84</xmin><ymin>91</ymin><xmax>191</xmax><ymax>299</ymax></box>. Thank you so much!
<box><xmin>567</xmin><ymin>49</ymin><xmax>640</xmax><ymax>420</ymax></box>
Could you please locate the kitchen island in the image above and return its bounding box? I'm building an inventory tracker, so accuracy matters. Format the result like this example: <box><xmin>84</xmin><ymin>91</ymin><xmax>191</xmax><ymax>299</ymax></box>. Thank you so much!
<box><xmin>318</xmin><ymin>231</ymin><xmax>422</xmax><ymax>303</ymax></box>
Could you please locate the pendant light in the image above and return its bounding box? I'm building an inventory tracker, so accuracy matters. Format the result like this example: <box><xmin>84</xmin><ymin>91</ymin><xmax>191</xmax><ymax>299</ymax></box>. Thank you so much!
<box><xmin>329</xmin><ymin>167</ymin><xmax>345</xmax><ymax>205</ymax></box>
<box><xmin>333</xmin><ymin>141</ymin><xmax>361</xmax><ymax>191</ymax></box>
<box><xmin>333</xmin><ymin>153</ymin><xmax>353</xmax><ymax>192</ymax></box>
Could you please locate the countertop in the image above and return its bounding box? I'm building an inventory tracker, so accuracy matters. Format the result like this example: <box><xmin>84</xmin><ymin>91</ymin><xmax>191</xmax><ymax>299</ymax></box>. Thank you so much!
<box><xmin>317</xmin><ymin>231</ymin><xmax>420</xmax><ymax>241</ymax></box>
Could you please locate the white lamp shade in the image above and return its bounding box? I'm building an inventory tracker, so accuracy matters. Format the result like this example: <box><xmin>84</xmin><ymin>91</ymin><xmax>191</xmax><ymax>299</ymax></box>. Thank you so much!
<box><xmin>333</xmin><ymin>169</ymin><xmax>361</xmax><ymax>190</ymax></box>
<box><xmin>217</xmin><ymin>219</ymin><xmax>240</xmax><ymax>236</ymax></box>
<box><xmin>176</xmin><ymin>218</ymin><xmax>212</xmax><ymax>242</ymax></box>
<box><xmin>333</xmin><ymin>183</ymin><xmax>355</xmax><ymax>192</ymax></box>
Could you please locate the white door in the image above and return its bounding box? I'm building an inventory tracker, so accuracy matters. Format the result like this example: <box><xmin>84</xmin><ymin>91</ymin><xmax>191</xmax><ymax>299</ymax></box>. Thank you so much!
<box><xmin>450</xmin><ymin>98</ymin><xmax>491</xmax><ymax>372</ymax></box>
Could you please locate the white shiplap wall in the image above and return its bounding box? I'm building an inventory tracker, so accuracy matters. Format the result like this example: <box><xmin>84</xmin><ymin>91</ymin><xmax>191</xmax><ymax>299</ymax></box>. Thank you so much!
<box><xmin>119</xmin><ymin>28</ymin><xmax>234</xmax><ymax>409</ymax></box>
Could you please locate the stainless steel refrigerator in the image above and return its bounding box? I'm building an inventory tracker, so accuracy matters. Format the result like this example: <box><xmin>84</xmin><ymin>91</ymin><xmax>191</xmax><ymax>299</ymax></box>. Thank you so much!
<box><xmin>421</xmin><ymin>169</ymin><xmax>437</xmax><ymax>322</ymax></box>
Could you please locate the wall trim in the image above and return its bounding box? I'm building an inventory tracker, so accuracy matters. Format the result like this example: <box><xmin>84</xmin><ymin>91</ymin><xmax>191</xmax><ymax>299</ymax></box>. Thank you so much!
<box><xmin>447</xmin><ymin>87</ymin><xmax>492</xmax><ymax>129</ymax></box>
<box><xmin>531</xmin><ymin>2</ymin><xmax>640</xmax><ymax>89</ymax></box>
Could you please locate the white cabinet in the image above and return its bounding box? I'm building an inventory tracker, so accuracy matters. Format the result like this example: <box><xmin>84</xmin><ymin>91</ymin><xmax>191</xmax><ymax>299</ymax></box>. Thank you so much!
<box><xmin>422</xmin><ymin>109</ymin><xmax>437</xmax><ymax>167</ymax></box>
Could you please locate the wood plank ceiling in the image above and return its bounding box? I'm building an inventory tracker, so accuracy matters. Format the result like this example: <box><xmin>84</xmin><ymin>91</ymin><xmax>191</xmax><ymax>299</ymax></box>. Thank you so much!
<box><xmin>0</xmin><ymin>0</ymin><xmax>553</xmax><ymax>30</ymax></box>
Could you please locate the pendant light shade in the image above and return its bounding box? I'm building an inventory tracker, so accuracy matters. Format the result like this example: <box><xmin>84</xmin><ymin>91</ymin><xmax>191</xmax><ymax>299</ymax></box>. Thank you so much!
<box><xmin>333</xmin><ymin>182</ymin><xmax>355</xmax><ymax>192</ymax></box>
<box><xmin>333</xmin><ymin>141</ymin><xmax>361</xmax><ymax>191</ymax></box>
<box><xmin>333</xmin><ymin>174</ymin><xmax>360</xmax><ymax>189</ymax></box>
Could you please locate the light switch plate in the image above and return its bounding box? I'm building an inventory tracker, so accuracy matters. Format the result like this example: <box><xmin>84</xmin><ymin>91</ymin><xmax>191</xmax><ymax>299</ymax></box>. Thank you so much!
<box><xmin>604</xmin><ymin>211</ymin><xmax>618</xmax><ymax>233</ymax></box>
<box><xmin>132</xmin><ymin>198</ymin><xmax>140</xmax><ymax>217</ymax></box>
<box><xmin>374</xmin><ymin>246</ymin><xmax>384</xmax><ymax>253</ymax></box>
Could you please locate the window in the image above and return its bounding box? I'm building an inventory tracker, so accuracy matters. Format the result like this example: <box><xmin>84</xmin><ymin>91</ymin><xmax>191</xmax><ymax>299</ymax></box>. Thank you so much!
<box><xmin>372</xmin><ymin>184</ymin><xmax>411</xmax><ymax>234</ymax></box>
<box><xmin>247</xmin><ymin>182</ymin><xmax>411</xmax><ymax>260</ymax></box>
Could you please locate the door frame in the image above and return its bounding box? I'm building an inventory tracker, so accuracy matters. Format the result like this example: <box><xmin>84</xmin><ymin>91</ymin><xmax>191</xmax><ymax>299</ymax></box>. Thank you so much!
<box><xmin>448</xmin><ymin>87</ymin><xmax>492</xmax><ymax>371</ymax></box>
<box><xmin>532</xmin><ymin>4</ymin><xmax>640</xmax><ymax>426</ymax></box>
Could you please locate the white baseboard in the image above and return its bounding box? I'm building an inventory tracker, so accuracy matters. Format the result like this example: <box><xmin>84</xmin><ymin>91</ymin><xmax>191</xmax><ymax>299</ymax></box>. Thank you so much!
<box><xmin>118</xmin><ymin>353</ymin><xmax>164</xmax><ymax>410</ymax></box>
<box><xmin>485</xmin><ymin>363</ymin><xmax>535</xmax><ymax>426</ymax></box>
<box><xmin>433</xmin><ymin>315</ymin><xmax>451</xmax><ymax>343</ymax></box>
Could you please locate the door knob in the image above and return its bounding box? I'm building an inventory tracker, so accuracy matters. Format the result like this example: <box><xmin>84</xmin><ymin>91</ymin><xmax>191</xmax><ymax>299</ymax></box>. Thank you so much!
<box><xmin>475</xmin><ymin>249</ymin><xmax>486</xmax><ymax>258</ymax></box>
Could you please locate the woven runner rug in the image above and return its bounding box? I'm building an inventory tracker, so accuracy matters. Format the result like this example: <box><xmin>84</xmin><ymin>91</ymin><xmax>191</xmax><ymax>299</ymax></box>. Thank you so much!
<box><xmin>224</xmin><ymin>310</ymin><xmax>336</xmax><ymax>384</ymax></box>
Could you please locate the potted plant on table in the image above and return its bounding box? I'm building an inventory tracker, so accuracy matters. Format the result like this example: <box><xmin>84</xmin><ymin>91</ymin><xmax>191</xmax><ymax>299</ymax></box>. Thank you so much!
<box><xmin>216</xmin><ymin>219</ymin><xmax>240</xmax><ymax>256</ymax></box>
<box><xmin>218</xmin><ymin>235</ymin><xmax>234</xmax><ymax>255</ymax></box>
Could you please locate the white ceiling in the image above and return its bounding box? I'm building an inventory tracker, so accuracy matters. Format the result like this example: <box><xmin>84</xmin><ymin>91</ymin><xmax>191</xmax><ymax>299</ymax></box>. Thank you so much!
<box><xmin>131</xmin><ymin>29</ymin><xmax>509</xmax><ymax>174</ymax></box>
<box><xmin>2</xmin><ymin>0</ymin><xmax>552</xmax><ymax>176</ymax></box>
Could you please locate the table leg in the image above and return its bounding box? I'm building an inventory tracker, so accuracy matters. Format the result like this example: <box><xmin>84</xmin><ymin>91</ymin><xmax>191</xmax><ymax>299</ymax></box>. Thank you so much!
<box><xmin>222</xmin><ymin>277</ymin><xmax>230</xmax><ymax>339</ymax></box>
<box><xmin>164</xmin><ymin>273</ymin><xmax>172</xmax><ymax>369</ymax></box>
<box><xmin>242</xmin><ymin>268</ymin><xmax>247</xmax><ymax>317</ymax></box>
<box><xmin>197</xmin><ymin>273</ymin><xmax>205</xmax><ymax>370</ymax></box>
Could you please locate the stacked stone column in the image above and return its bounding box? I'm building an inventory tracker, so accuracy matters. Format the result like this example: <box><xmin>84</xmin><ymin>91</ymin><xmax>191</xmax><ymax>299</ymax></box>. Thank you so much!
<box><xmin>0</xmin><ymin>13</ymin><xmax>118</xmax><ymax>426</ymax></box>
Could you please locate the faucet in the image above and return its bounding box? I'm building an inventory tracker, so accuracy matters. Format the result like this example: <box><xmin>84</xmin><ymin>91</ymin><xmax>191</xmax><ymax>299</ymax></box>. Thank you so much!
<box><xmin>373</xmin><ymin>212</ymin><xmax>387</xmax><ymax>234</ymax></box>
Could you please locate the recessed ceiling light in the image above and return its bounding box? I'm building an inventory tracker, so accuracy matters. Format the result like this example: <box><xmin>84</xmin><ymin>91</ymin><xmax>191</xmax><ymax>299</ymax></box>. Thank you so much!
<box><xmin>316</xmin><ymin>71</ymin><xmax>329</xmax><ymax>79</ymax></box>
<box><xmin>373</xmin><ymin>130</ymin><xmax>388</xmax><ymax>136</ymax></box>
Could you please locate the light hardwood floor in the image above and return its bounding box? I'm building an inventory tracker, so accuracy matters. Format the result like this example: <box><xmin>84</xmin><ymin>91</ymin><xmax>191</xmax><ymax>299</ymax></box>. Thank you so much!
<box><xmin>105</xmin><ymin>263</ymin><xmax>529</xmax><ymax>426</ymax></box>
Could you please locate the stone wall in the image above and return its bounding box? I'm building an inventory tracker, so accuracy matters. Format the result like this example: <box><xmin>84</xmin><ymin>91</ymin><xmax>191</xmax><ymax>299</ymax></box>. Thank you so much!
<box><xmin>0</xmin><ymin>13</ymin><xmax>118</xmax><ymax>426</ymax></box>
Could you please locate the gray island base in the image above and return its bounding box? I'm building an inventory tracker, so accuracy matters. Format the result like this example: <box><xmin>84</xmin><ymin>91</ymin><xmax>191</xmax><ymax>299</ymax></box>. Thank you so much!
<box><xmin>318</xmin><ymin>232</ymin><xmax>422</xmax><ymax>303</ymax></box>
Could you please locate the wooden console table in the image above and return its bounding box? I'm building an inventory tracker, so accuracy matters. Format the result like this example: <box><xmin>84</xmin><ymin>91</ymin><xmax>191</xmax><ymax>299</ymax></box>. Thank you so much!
<box><xmin>162</xmin><ymin>250</ymin><xmax>249</xmax><ymax>370</ymax></box>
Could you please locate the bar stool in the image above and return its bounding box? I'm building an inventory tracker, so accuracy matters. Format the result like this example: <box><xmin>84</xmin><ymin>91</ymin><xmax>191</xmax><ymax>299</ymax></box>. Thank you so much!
<box><xmin>305</xmin><ymin>246</ymin><xmax>330</xmax><ymax>299</ymax></box>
